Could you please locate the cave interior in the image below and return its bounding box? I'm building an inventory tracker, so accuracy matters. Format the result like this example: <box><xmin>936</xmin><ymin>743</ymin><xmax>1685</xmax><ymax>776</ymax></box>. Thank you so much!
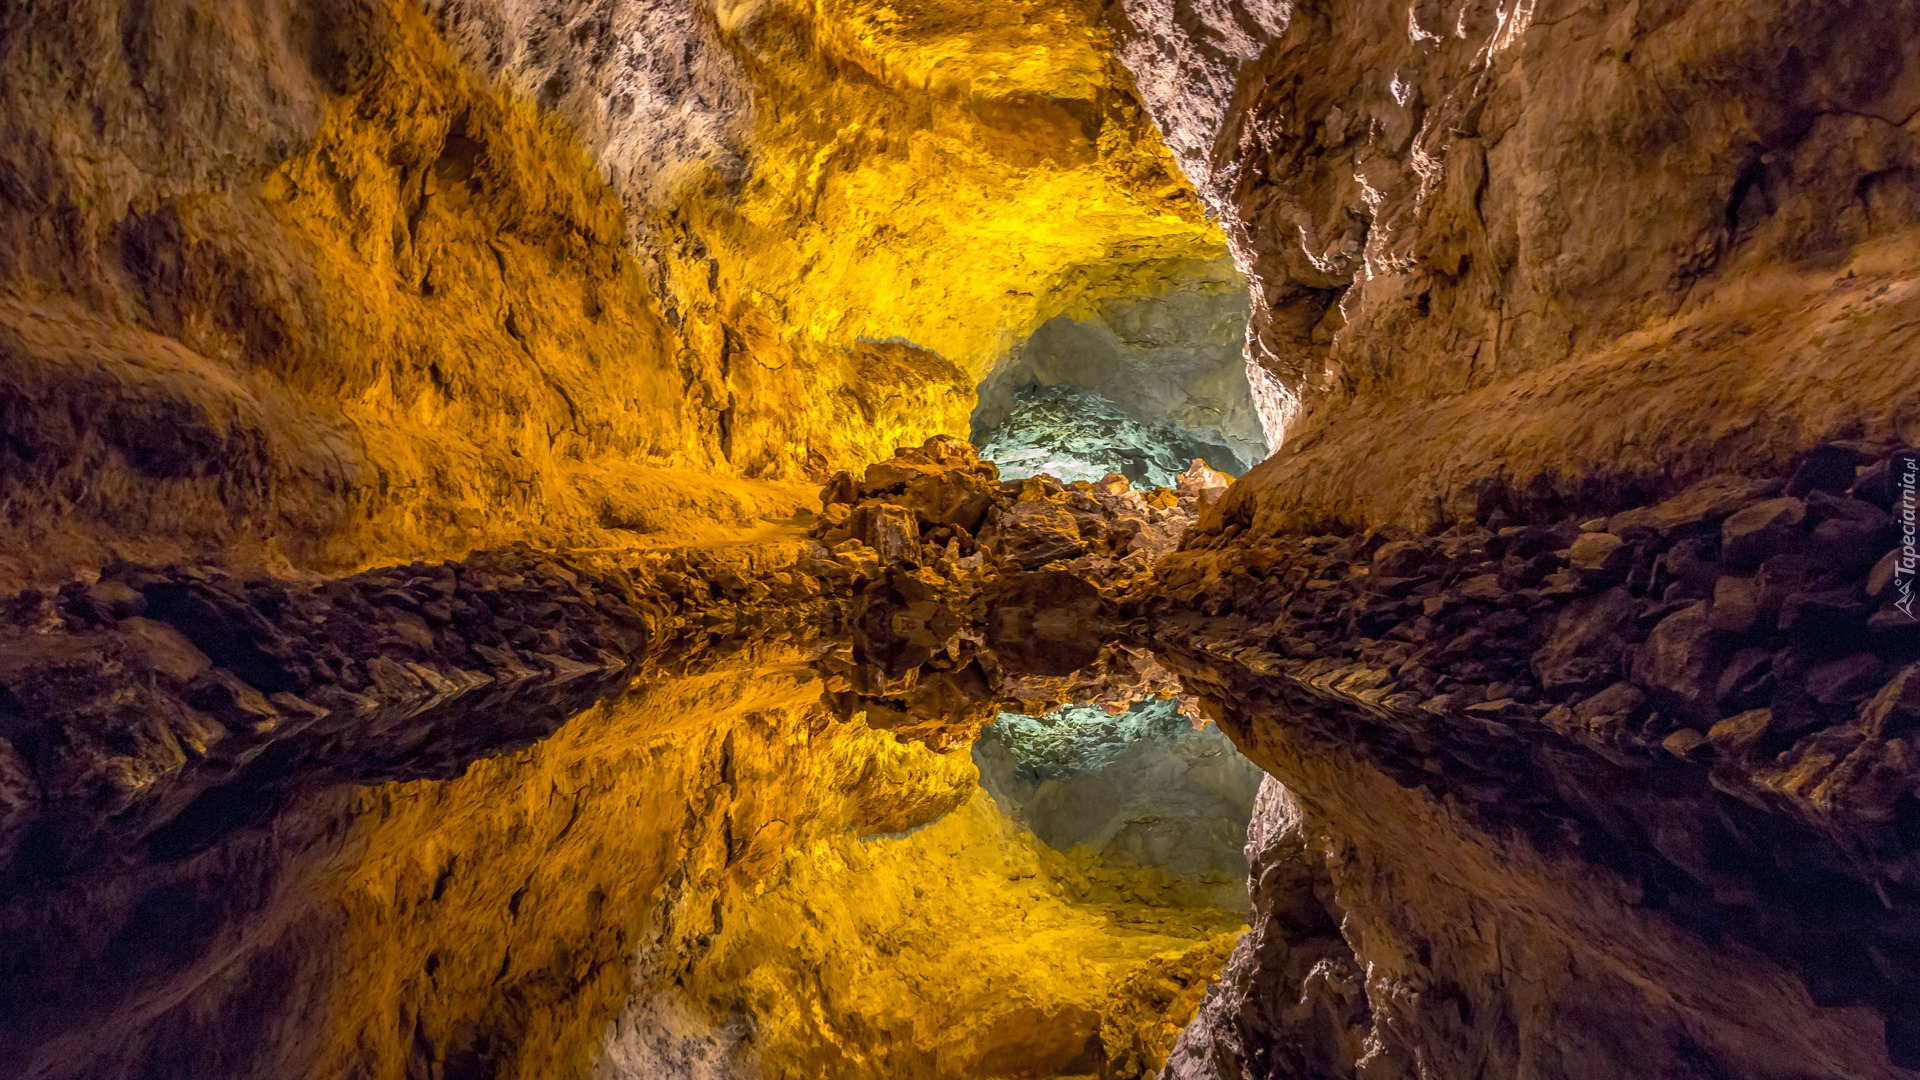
<box><xmin>4</xmin><ymin>2</ymin><xmax>1920</xmax><ymax>1080</ymax></box>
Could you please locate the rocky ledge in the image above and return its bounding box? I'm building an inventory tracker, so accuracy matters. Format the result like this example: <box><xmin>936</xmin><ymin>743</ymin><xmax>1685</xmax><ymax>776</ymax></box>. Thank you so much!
<box><xmin>1144</xmin><ymin>441</ymin><xmax>1920</xmax><ymax>1076</ymax></box>
<box><xmin>805</xmin><ymin>435</ymin><xmax>1227</xmax><ymax>745</ymax></box>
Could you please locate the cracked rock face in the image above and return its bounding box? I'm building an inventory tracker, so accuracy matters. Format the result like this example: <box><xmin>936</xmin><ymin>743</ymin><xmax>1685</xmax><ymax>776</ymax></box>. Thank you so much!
<box><xmin>1111</xmin><ymin>0</ymin><xmax>1920</xmax><ymax>527</ymax></box>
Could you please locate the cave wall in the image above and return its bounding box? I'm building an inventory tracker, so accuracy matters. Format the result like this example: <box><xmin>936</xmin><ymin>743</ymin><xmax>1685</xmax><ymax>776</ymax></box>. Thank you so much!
<box><xmin>0</xmin><ymin>0</ymin><xmax>1225</xmax><ymax>588</ymax></box>
<box><xmin>1110</xmin><ymin>0</ymin><xmax>1920</xmax><ymax>530</ymax></box>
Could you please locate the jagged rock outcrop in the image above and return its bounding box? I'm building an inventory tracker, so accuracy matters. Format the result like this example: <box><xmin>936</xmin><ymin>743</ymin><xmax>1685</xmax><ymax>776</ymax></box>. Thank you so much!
<box><xmin>1161</xmin><ymin>779</ymin><xmax>1367</xmax><ymax>1080</ymax></box>
<box><xmin>0</xmin><ymin>541</ymin><xmax>832</xmax><ymax>877</ymax></box>
<box><xmin>1111</xmin><ymin>0</ymin><xmax>1920</xmax><ymax>527</ymax></box>
<box><xmin>972</xmin><ymin>255</ymin><xmax>1268</xmax><ymax>479</ymax></box>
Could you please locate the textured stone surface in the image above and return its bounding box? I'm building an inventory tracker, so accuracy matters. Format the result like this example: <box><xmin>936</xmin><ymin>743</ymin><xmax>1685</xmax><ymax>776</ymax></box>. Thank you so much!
<box><xmin>0</xmin><ymin>0</ymin><xmax>1224</xmax><ymax>589</ymax></box>
<box><xmin>1112</xmin><ymin>0</ymin><xmax>1920</xmax><ymax>530</ymax></box>
<box><xmin>14</xmin><ymin>3</ymin><xmax>1920</xmax><ymax>1080</ymax></box>
<box><xmin>977</xmin><ymin>384</ymin><xmax>1239</xmax><ymax>489</ymax></box>
<box><xmin>1136</xmin><ymin>441</ymin><xmax>1920</xmax><ymax>1078</ymax></box>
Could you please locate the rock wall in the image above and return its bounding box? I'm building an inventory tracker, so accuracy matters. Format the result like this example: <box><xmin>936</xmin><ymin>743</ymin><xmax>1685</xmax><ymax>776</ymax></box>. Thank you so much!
<box><xmin>0</xmin><ymin>0</ymin><xmax>1225</xmax><ymax>589</ymax></box>
<box><xmin>1110</xmin><ymin>0</ymin><xmax>1920</xmax><ymax>529</ymax></box>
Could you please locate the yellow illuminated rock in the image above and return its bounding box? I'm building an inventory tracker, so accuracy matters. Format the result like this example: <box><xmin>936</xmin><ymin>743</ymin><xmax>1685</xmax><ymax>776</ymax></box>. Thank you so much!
<box><xmin>0</xmin><ymin>0</ymin><xmax>1227</xmax><ymax>589</ymax></box>
<box><xmin>188</xmin><ymin>651</ymin><xmax>1240</xmax><ymax>1080</ymax></box>
<box><xmin>672</xmin><ymin>789</ymin><xmax>1243</xmax><ymax>1080</ymax></box>
<box><xmin>0</xmin><ymin>2</ymin><xmax>1243</xmax><ymax>1076</ymax></box>
<box><xmin>293</xmin><ymin>651</ymin><xmax>982</xmax><ymax>1079</ymax></box>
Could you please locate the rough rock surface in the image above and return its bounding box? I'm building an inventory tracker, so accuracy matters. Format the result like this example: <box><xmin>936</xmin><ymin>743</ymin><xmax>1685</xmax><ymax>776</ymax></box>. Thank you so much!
<box><xmin>978</xmin><ymin>384</ymin><xmax>1244</xmax><ymax>489</ymax></box>
<box><xmin>1139</xmin><ymin>440</ymin><xmax>1920</xmax><ymax>1078</ymax></box>
<box><xmin>1111</xmin><ymin>0</ymin><xmax>1920</xmax><ymax>529</ymax></box>
<box><xmin>0</xmin><ymin>0</ymin><xmax>1223</xmax><ymax>588</ymax></box>
<box><xmin>807</xmin><ymin>436</ymin><xmax>1236</xmax><ymax>745</ymax></box>
<box><xmin>1161</xmin><ymin>779</ymin><xmax>1367</xmax><ymax>1080</ymax></box>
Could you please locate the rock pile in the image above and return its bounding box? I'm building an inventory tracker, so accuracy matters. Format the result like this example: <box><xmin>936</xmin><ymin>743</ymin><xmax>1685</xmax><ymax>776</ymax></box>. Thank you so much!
<box><xmin>1150</xmin><ymin>443</ymin><xmax>1920</xmax><ymax>826</ymax></box>
<box><xmin>806</xmin><ymin>436</ymin><xmax>1212</xmax><ymax>745</ymax></box>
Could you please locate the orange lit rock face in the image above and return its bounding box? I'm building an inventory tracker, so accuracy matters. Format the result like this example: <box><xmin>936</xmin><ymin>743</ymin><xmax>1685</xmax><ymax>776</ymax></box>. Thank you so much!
<box><xmin>0</xmin><ymin>0</ymin><xmax>1225</xmax><ymax>589</ymax></box>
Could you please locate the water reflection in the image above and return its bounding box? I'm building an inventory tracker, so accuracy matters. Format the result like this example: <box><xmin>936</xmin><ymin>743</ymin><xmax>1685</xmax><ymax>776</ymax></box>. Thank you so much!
<box><xmin>3</xmin><ymin>636</ymin><xmax>1256</xmax><ymax>1080</ymax></box>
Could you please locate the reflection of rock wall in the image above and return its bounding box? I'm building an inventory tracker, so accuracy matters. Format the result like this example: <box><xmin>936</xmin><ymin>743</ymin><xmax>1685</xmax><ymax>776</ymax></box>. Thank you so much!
<box><xmin>1163</xmin><ymin>778</ymin><xmax>1368</xmax><ymax>1080</ymax></box>
<box><xmin>0</xmin><ymin>645</ymin><xmax>927</xmax><ymax>1080</ymax></box>
<box><xmin>975</xmin><ymin>700</ymin><xmax>1265</xmax><ymax>909</ymax></box>
<box><xmin>1141</xmin><ymin>443</ymin><xmax>1920</xmax><ymax>1079</ymax></box>
<box><xmin>662</xmin><ymin>785</ymin><xmax>1246</xmax><ymax>1080</ymax></box>
<box><xmin>973</xmin><ymin>257</ymin><xmax>1266</xmax><ymax>475</ymax></box>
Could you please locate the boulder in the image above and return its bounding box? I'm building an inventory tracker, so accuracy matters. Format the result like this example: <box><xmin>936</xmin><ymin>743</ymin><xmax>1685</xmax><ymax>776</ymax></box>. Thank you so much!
<box><xmin>1720</xmin><ymin>497</ymin><xmax>1807</xmax><ymax>569</ymax></box>
<box><xmin>1567</xmin><ymin>532</ymin><xmax>1629</xmax><ymax>577</ymax></box>
<box><xmin>1714</xmin><ymin>648</ymin><xmax>1775</xmax><ymax>712</ymax></box>
<box><xmin>1371</xmin><ymin>540</ymin><xmax>1432</xmax><ymax>579</ymax></box>
<box><xmin>1707</xmin><ymin>576</ymin><xmax>1760</xmax><ymax>635</ymax></box>
<box><xmin>1708</xmin><ymin>708</ymin><xmax>1773</xmax><ymax>758</ymax></box>
<box><xmin>1806</xmin><ymin>493</ymin><xmax>1893</xmax><ymax>570</ymax></box>
<box><xmin>1805</xmin><ymin>653</ymin><xmax>1885</xmax><ymax>707</ymax></box>
<box><xmin>1632</xmin><ymin>603</ymin><xmax>1732</xmax><ymax>725</ymax></box>
<box><xmin>902</xmin><ymin>471</ymin><xmax>996</xmax><ymax>533</ymax></box>
<box><xmin>1175</xmin><ymin>459</ymin><xmax>1231</xmax><ymax>514</ymax></box>
<box><xmin>1778</xmin><ymin>589</ymin><xmax>1870</xmax><ymax>645</ymax></box>
<box><xmin>985</xmin><ymin>499</ymin><xmax>1087</xmax><ymax>571</ymax></box>
<box><xmin>1532</xmin><ymin>588</ymin><xmax>1637</xmax><ymax>698</ymax></box>
<box><xmin>1606</xmin><ymin>476</ymin><xmax>1766</xmax><ymax>540</ymax></box>
<box><xmin>1662</xmin><ymin>538</ymin><xmax>1720</xmax><ymax>597</ymax></box>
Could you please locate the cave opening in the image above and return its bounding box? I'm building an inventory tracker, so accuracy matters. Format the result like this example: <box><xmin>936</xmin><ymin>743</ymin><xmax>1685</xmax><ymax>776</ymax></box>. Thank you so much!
<box><xmin>970</xmin><ymin>257</ymin><xmax>1271</xmax><ymax>488</ymax></box>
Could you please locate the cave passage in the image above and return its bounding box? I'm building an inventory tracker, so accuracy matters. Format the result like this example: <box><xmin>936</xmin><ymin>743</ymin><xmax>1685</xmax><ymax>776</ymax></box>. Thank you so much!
<box><xmin>971</xmin><ymin>257</ymin><xmax>1270</xmax><ymax>487</ymax></box>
